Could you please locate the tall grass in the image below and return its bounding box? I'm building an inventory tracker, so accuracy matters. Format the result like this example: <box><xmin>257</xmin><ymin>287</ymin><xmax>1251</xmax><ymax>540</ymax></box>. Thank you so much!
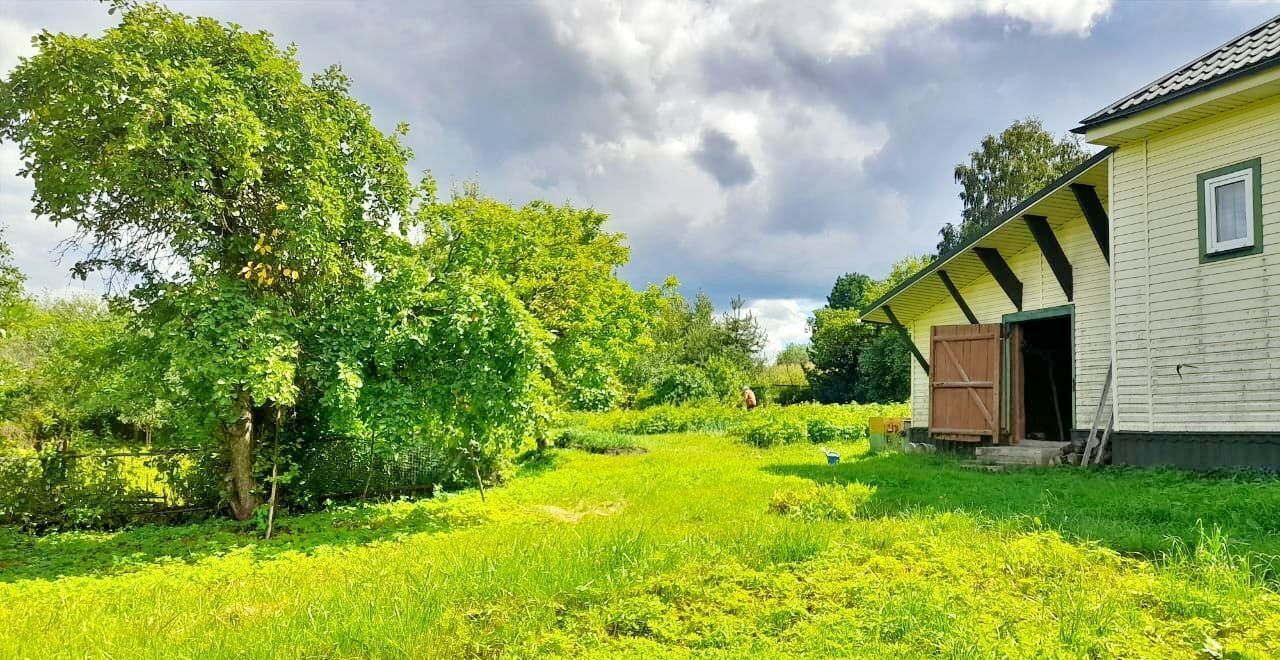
<box><xmin>561</xmin><ymin>401</ymin><xmax>911</xmax><ymax>445</ymax></box>
<box><xmin>1</xmin><ymin>431</ymin><xmax>1277</xmax><ymax>657</ymax></box>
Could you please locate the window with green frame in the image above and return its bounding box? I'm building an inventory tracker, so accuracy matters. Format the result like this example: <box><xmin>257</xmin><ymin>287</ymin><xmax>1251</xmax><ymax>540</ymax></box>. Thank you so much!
<box><xmin>1198</xmin><ymin>157</ymin><xmax>1262</xmax><ymax>262</ymax></box>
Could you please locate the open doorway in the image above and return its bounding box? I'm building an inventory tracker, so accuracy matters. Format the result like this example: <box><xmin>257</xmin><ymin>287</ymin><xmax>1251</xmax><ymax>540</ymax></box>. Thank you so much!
<box><xmin>1007</xmin><ymin>312</ymin><xmax>1072</xmax><ymax>443</ymax></box>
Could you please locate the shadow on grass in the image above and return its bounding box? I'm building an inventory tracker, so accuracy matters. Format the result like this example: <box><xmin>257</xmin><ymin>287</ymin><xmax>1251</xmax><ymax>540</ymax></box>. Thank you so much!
<box><xmin>0</xmin><ymin>451</ymin><xmax>569</xmax><ymax>584</ymax></box>
<box><xmin>765</xmin><ymin>452</ymin><xmax>1280</xmax><ymax>559</ymax></box>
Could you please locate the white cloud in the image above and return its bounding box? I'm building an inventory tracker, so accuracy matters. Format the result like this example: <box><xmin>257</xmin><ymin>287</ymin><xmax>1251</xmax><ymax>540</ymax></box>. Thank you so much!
<box><xmin>546</xmin><ymin>0</ymin><xmax>1113</xmax><ymax>67</ymax></box>
<box><xmin>0</xmin><ymin>142</ymin><xmax>87</xmax><ymax>297</ymax></box>
<box><xmin>745</xmin><ymin>297</ymin><xmax>824</xmax><ymax>359</ymax></box>
<box><xmin>0</xmin><ymin>17</ymin><xmax>36</xmax><ymax>73</ymax></box>
<box><xmin>20</xmin><ymin>0</ymin><xmax>1245</xmax><ymax>311</ymax></box>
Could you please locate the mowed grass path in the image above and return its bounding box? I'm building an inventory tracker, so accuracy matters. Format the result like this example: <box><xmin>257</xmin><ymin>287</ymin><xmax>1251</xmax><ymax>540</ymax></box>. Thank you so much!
<box><xmin>3</xmin><ymin>434</ymin><xmax>1280</xmax><ymax>658</ymax></box>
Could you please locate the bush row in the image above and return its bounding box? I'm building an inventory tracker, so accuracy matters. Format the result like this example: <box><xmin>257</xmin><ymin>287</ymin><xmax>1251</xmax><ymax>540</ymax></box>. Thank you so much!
<box><xmin>559</xmin><ymin>402</ymin><xmax>909</xmax><ymax>448</ymax></box>
<box><xmin>552</xmin><ymin>428</ymin><xmax>641</xmax><ymax>454</ymax></box>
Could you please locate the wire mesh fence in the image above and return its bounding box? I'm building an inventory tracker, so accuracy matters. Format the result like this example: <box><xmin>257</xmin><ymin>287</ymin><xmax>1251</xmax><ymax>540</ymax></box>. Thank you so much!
<box><xmin>0</xmin><ymin>440</ymin><xmax>452</xmax><ymax>529</ymax></box>
<box><xmin>292</xmin><ymin>441</ymin><xmax>449</xmax><ymax>501</ymax></box>
<box><xmin>0</xmin><ymin>447</ymin><xmax>210</xmax><ymax>529</ymax></box>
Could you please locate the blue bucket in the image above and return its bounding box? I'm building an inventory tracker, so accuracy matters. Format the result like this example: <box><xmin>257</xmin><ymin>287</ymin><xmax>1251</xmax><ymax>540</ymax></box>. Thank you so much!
<box><xmin>825</xmin><ymin>452</ymin><xmax>840</xmax><ymax>465</ymax></box>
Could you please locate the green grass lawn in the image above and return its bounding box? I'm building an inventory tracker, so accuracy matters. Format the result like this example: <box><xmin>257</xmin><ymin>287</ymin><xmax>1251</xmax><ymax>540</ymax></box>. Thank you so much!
<box><xmin>3</xmin><ymin>433</ymin><xmax>1280</xmax><ymax>658</ymax></box>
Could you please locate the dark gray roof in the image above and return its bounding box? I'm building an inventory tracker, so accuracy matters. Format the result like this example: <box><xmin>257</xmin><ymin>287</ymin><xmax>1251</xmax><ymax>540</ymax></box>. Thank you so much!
<box><xmin>1077</xmin><ymin>15</ymin><xmax>1280</xmax><ymax>130</ymax></box>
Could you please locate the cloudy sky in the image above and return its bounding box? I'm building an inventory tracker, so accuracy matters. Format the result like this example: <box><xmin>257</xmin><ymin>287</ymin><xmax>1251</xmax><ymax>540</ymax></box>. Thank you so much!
<box><xmin>2</xmin><ymin>0</ymin><xmax>1278</xmax><ymax>355</ymax></box>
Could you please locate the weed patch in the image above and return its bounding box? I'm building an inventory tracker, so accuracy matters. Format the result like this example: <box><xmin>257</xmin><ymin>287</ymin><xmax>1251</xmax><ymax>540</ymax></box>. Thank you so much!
<box><xmin>768</xmin><ymin>482</ymin><xmax>876</xmax><ymax>521</ymax></box>
<box><xmin>564</xmin><ymin>401</ymin><xmax>910</xmax><ymax>446</ymax></box>
<box><xmin>553</xmin><ymin>428</ymin><xmax>645</xmax><ymax>454</ymax></box>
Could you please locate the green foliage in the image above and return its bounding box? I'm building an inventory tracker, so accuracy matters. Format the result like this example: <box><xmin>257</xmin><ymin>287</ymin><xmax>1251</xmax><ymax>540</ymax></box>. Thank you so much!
<box><xmin>853</xmin><ymin>329</ymin><xmax>911</xmax><ymax>404</ymax></box>
<box><xmin>0</xmin><ymin>3</ymin><xmax>602</xmax><ymax>520</ymax></box>
<box><xmin>630</xmin><ymin>290</ymin><xmax>766</xmax><ymax>407</ymax></box>
<box><xmin>805</xmin><ymin>308</ymin><xmax>872</xmax><ymax>403</ymax></box>
<box><xmin>740</xmin><ymin>417</ymin><xmax>807</xmax><ymax>447</ymax></box>
<box><xmin>0</xmin><ymin>230</ymin><xmax>22</xmax><ymax>328</ymax></box>
<box><xmin>774</xmin><ymin>343</ymin><xmax>809</xmax><ymax>367</ymax></box>
<box><xmin>0</xmin><ymin>450</ymin><xmax>199</xmax><ymax>531</ymax></box>
<box><xmin>565</xmin><ymin>401</ymin><xmax>910</xmax><ymax>447</ymax></box>
<box><xmin>0</xmin><ymin>2</ymin><xmax>423</xmax><ymax>517</ymax></box>
<box><xmin>288</xmin><ymin>439</ymin><xmax>448</xmax><ymax>506</ymax></box>
<box><xmin>552</xmin><ymin>428</ymin><xmax>640</xmax><ymax>454</ymax></box>
<box><xmin>826</xmin><ymin>272</ymin><xmax>872</xmax><ymax>311</ymax></box>
<box><xmin>309</xmin><ymin>251</ymin><xmax>550</xmax><ymax>483</ymax></box>
<box><xmin>420</xmin><ymin>191</ymin><xmax>657</xmax><ymax>411</ymax></box>
<box><xmin>768</xmin><ymin>482</ymin><xmax>876</xmax><ymax>521</ymax></box>
<box><xmin>863</xmin><ymin>254</ymin><xmax>933</xmax><ymax>304</ymax></box>
<box><xmin>808</xmin><ymin>257</ymin><xmax>929</xmax><ymax>404</ymax></box>
<box><xmin>0</xmin><ymin>297</ymin><xmax>130</xmax><ymax>450</ymax></box>
<box><xmin>938</xmin><ymin>117</ymin><xmax>1091</xmax><ymax>253</ymax></box>
<box><xmin>647</xmin><ymin>364</ymin><xmax>718</xmax><ymax>405</ymax></box>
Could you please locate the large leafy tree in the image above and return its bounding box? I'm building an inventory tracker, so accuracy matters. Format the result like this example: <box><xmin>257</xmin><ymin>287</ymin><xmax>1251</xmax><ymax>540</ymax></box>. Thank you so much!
<box><xmin>419</xmin><ymin>189</ymin><xmax>656</xmax><ymax>411</ymax></box>
<box><xmin>826</xmin><ymin>272</ymin><xmax>872</xmax><ymax>311</ymax></box>
<box><xmin>1</xmin><ymin>3</ymin><xmax>425</xmax><ymax>518</ymax></box>
<box><xmin>806</xmin><ymin>308</ymin><xmax>872</xmax><ymax>403</ymax></box>
<box><xmin>631</xmin><ymin>289</ymin><xmax>766</xmax><ymax>405</ymax></box>
<box><xmin>808</xmin><ymin>256</ymin><xmax>928</xmax><ymax>403</ymax></box>
<box><xmin>938</xmin><ymin>118</ymin><xmax>1090</xmax><ymax>253</ymax></box>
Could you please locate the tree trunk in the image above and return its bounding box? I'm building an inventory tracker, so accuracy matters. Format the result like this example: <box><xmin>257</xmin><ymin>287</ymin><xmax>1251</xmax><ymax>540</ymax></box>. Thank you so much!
<box><xmin>224</xmin><ymin>388</ymin><xmax>261</xmax><ymax>521</ymax></box>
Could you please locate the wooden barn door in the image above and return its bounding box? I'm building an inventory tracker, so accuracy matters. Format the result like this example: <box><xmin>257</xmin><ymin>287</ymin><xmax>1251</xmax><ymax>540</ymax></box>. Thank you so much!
<box><xmin>929</xmin><ymin>324</ymin><xmax>1002</xmax><ymax>442</ymax></box>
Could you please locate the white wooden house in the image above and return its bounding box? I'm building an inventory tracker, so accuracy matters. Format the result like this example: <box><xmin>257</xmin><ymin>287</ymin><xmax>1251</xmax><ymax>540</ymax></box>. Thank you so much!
<box><xmin>860</xmin><ymin>17</ymin><xmax>1280</xmax><ymax>469</ymax></box>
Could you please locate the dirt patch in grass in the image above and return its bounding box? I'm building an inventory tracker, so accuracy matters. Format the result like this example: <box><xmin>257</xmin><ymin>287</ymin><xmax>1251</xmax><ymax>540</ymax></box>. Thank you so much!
<box><xmin>536</xmin><ymin>501</ymin><xmax>625</xmax><ymax>523</ymax></box>
<box><xmin>592</xmin><ymin>447</ymin><xmax>647</xmax><ymax>456</ymax></box>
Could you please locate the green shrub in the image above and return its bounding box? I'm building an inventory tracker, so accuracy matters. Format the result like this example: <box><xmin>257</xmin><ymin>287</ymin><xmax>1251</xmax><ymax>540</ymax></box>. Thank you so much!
<box><xmin>564</xmin><ymin>401</ymin><xmax>910</xmax><ymax>448</ymax></box>
<box><xmin>774</xmin><ymin>385</ymin><xmax>812</xmax><ymax>405</ymax></box>
<box><xmin>741</xmin><ymin>418</ymin><xmax>807</xmax><ymax>447</ymax></box>
<box><xmin>647</xmin><ymin>365</ymin><xmax>717</xmax><ymax>406</ymax></box>
<box><xmin>553</xmin><ymin>428</ymin><xmax>640</xmax><ymax>454</ymax></box>
<box><xmin>768</xmin><ymin>482</ymin><xmax>877</xmax><ymax>521</ymax></box>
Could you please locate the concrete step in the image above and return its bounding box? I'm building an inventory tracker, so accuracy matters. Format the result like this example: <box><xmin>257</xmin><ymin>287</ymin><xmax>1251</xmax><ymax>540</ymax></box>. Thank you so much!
<box><xmin>974</xmin><ymin>441</ymin><xmax>1067</xmax><ymax>467</ymax></box>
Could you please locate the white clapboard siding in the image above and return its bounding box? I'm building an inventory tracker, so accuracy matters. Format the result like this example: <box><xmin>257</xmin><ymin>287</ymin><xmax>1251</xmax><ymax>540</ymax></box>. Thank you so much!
<box><xmin>1109</xmin><ymin>94</ymin><xmax>1280</xmax><ymax>432</ymax></box>
<box><xmin>908</xmin><ymin>213</ymin><xmax>1112</xmax><ymax>430</ymax></box>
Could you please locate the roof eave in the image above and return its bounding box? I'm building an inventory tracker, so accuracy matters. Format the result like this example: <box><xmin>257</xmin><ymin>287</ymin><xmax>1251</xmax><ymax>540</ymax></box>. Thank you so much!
<box><xmin>1073</xmin><ymin>55</ymin><xmax>1280</xmax><ymax>135</ymax></box>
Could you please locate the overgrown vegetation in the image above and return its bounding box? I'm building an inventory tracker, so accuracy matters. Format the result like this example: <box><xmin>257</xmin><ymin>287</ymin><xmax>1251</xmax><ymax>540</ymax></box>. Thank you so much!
<box><xmin>563</xmin><ymin>401</ymin><xmax>910</xmax><ymax>446</ymax></box>
<box><xmin>0</xmin><ymin>3</ymin><xmax>686</xmax><ymax>525</ymax></box>
<box><xmin>3</xmin><ymin>432</ymin><xmax>1278</xmax><ymax>657</ymax></box>
<box><xmin>552</xmin><ymin>428</ymin><xmax>642</xmax><ymax>454</ymax></box>
<box><xmin>627</xmin><ymin>292</ymin><xmax>767</xmax><ymax>407</ymax></box>
<box><xmin>804</xmin><ymin>260</ymin><xmax>927</xmax><ymax>404</ymax></box>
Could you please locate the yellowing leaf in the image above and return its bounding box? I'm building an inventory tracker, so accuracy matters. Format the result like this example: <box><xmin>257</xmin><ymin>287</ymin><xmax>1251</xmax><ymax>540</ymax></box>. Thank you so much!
<box><xmin>275</xmin><ymin>202</ymin><xmax>288</xmax><ymax>211</ymax></box>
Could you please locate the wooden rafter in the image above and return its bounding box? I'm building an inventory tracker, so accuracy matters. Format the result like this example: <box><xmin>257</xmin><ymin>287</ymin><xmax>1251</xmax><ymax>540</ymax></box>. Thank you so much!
<box><xmin>1023</xmin><ymin>214</ymin><xmax>1073</xmax><ymax>301</ymax></box>
<box><xmin>973</xmin><ymin>247</ymin><xmax>1023</xmax><ymax>311</ymax></box>
<box><xmin>937</xmin><ymin>270</ymin><xmax>978</xmax><ymax>324</ymax></box>
<box><xmin>883</xmin><ymin>305</ymin><xmax>929</xmax><ymax>375</ymax></box>
<box><xmin>1070</xmin><ymin>183</ymin><xmax>1110</xmax><ymax>264</ymax></box>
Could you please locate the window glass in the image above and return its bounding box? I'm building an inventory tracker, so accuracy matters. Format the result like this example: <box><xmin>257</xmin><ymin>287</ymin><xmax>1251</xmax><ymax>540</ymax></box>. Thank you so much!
<box><xmin>1214</xmin><ymin>179</ymin><xmax>1248</xmax><ymax>243</ymax></box>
